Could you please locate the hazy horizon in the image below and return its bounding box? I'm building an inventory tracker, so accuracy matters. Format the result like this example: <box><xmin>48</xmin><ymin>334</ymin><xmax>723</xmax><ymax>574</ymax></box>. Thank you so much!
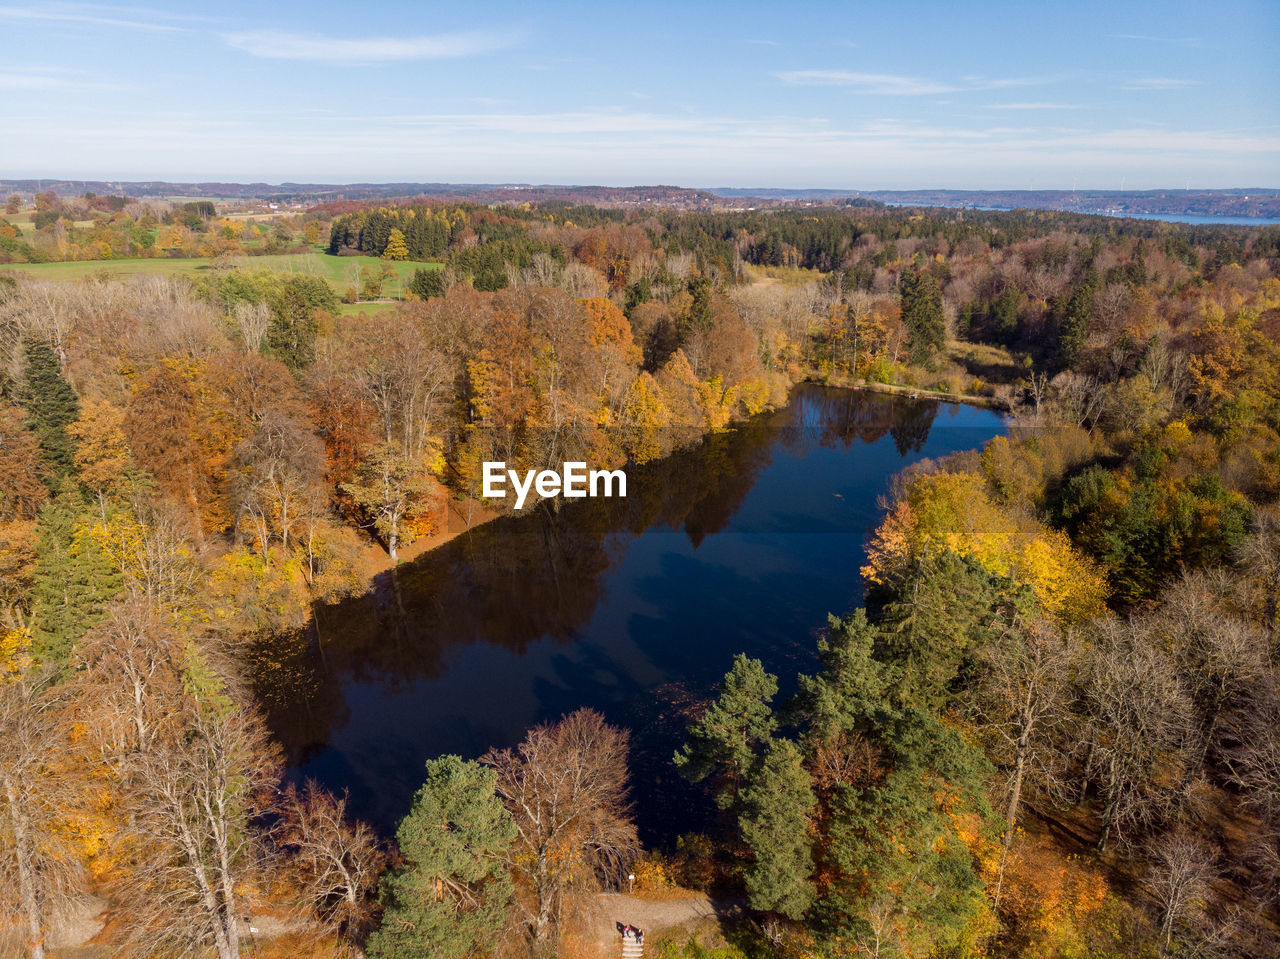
<box><xmin>5</xmin><ymin>178</ymin><xmax>1279</xmax><ymax>194</ymax></box>
<box><xmin>4</xmin><ymin>0</ymin><xmax>1278</xmax><ymax>188</ymax></box>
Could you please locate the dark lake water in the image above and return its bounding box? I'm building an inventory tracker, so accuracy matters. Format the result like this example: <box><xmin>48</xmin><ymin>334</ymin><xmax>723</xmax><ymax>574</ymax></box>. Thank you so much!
<box><xmin>252</xmin><ymin>385</ymin><xmax>1005</xmax><ymax>845</ymax></box>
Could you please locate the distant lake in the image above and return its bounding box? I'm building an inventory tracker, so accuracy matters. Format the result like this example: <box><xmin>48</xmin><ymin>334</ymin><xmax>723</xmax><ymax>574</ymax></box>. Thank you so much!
<box><xmin>251</xmin><ymin>386</ymin><xmax>1006</xmax><ymax>844</ymax></box>
<box><xmin>881</xmin><ymin>200</ymin><xmax>1280</xmax><ymax>226</ymax></box>
<box><xmin>1096</xmin><ymin>211</ymin><xmax>1280</xmax><ymax>226</ymax></box>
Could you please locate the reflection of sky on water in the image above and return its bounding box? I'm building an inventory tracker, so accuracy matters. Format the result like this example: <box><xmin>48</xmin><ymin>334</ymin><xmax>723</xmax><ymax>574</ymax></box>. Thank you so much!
<box><xmin>258</xmin><ymin>386</ymin><xmax>1005</xmax><ymax>842</ymax></box>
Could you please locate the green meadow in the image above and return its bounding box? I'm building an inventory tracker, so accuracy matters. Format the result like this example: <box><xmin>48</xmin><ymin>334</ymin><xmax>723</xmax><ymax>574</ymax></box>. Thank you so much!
<box><xmin>2</xmin><ymin>252</ymin><xmax>442</xmax><ymax>299</ymax></box>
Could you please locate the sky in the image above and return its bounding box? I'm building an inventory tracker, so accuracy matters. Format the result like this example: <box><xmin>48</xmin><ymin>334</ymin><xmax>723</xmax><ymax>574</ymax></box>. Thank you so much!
<box><xmin>2</xmin><ymin>0</ymin><xmax>1278</xmax><ymax>189</ymax></box>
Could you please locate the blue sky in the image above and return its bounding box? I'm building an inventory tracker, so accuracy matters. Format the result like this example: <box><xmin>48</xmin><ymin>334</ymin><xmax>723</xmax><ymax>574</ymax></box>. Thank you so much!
<box><xmin>2</xmin><ymin>0</ymin><xmax>1277</xmax><ymax>188</ymax></box>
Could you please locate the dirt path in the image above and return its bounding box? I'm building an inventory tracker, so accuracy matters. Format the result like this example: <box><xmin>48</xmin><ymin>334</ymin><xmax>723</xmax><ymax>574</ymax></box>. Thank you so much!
<box><xmin>586</xmin><ymin>891</ymin><xmax>744</xmax><ymax>953</ymax></box>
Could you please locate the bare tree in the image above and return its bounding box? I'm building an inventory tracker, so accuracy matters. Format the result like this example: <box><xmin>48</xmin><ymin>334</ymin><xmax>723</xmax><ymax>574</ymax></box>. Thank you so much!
<box><xmin>231</xmin><ymin>411</ymin><xmax>326</xmax><ymax>558</ymax></box>
<box><xmin>1236</xmin><ymin>509</ymin><xmax>1280</xmax><ymax>654</ymax></box>
<box><xmin>121</xmin><ymin>695</ymin><xmax>279</xmax><ymax>959</ymax></box>
<box><xmin>1072</xmin><ymin>620</ymin><xmax>1194</xmax><ymax>851</ymax></box>
<box><xmin>75</xmin><ymin>605</ymin><xmax>280</xmax><ymax>959</ymax></box>
<box><xmin>278</xmin><ymin>782</ymin><xmax>386</xmax><ymax>954</ymax></box>
<box><xmin>1144</xmin><ymin>832</ymin><xmax>1216</xmax><ymax>958</ymax></box>
<box><xmin>0</xmin><ymin>675</ymin><xmax>85</xmax><ymax>959</ymax></box>
<box><xmin>231</xmin><ymin>301</ymin><xmax>271</xmax><ymax>355</ymax></box>
<box><xmin>481</xmin><ymin>709</ymin><xmax>640</xmax><ymax>952</ymax></box>
<box><xmin>1222</xmin><ymin>685</ymin><xmax>1280</xmax><ymax>826</ymax></box>
<box><xmin>1149</xmin><ymin>574</ymin><xmax>1270</xmax><ymax>792</ymax></box>
<box><xmin>972</xmin><ymin>617</ymin><xmax>1072</xmax><ymax>906</ymax></box>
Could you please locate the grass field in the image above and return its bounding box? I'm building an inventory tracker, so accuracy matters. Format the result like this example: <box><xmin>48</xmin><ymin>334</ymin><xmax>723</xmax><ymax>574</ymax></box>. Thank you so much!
<box><xmin>337</xmin><ymin>301</ymin><xmax>398</xmax><ymax>317</ymax></box>
<box><xmin>2</xmin><ymin>252</ymin><xmax>443</xmax><ymax>298</ymax></box>
<box><xmin>742</xmin><ymin>263</ymin><xmax>828</xmax><ymax>287</ymax></box>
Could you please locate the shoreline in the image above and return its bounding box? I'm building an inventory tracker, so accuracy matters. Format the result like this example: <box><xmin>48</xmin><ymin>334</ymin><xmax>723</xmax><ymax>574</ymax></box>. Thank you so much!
<box><xmin>806</xmin><ymin>374</ymin><xmax>1010</xmax><ymax>411</ymax></box>
<box><xmin>360</xmin><ymin>496</ymin><xmax>506</xmax><ymax>573</ymax></box>
<box><xmin>355</xmin><ymin>378</ymin><xmax>1011</xmax><ymax>577</ymax></box>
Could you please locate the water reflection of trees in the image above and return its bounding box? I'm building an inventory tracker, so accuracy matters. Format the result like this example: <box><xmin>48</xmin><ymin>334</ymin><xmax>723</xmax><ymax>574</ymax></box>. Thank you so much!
<box><xmin>249</xmin><ymin>386</ymin><xmax>940</xmax><ymax>765</ymax></box>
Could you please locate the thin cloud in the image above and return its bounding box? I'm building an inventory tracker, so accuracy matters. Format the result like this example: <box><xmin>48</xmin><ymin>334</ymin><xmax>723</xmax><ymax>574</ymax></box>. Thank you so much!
<box><xmin>1126</xmin><ymin>77</ymin><xmax>1199</xmax><ymax>90</ymax></box>
<box><xmin>1107</xmin><ymin>34</ymin><xmax>1199</xmax><ymax>44</ymax></box>
<box><xmin>12</xmin><ymin>108</ymin><xmax>1278</xmax><ymax>186</ymax></box>
<box><xmin>747</xmin><ymin>39</ymin><xmax>781</xmax><ymax>46</ymax></box>
<box><xmin>0</xmin><ymin>67</ymin><xmax>120</xmax><ymax>90</ymax></box>
<box><xmin>965</xmin><ymin>75</ymin><xmax>1064</xmax><ymax>90</ymax></box>
<box><xmin>775</xmin><ymin>71</ymin><xmax>958</xmax><ymax>95</ymax></box>
<box><xmin>987</xmin><ymin>102</ymin><xmax>1081</xmax><ymax>110</ymax></box>
<box><xmin>222</xmin><ymin>28</ymin><xmax>517</xmax><ymax>62</ymax></box>
<box><xmin>777</xmin><ymin>71</ymin><xmax>1061</xmax><ymax>95</ymax></box>
<box><xmin>0</xmin><ymin>3</ymin><xmax>187</xmax><ymax>32</ymax></box>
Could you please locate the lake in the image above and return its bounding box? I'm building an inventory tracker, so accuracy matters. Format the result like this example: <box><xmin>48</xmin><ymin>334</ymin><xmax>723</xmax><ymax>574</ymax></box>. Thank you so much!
<box><xmin>252</xmin><ymin>385</ymin><xmax>1006</xmax><ymax>844</ymax></box>
<box><xmin>880</xmin><ymin>200</ymin><xmax>1280</xmax><ymax>226</ymax></box>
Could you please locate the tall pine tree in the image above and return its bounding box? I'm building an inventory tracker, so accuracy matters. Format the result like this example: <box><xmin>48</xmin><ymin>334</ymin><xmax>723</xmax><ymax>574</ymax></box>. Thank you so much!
<box><xmin>739</xmin><ymin>738</ymin><xmax>816</xmax><ymax>920</ymax></box>
<box><xmin>29</xmin><ymin>482</ymin><xmax>120</xmax><ymax>673</ymax></box>
<box><xmin>1056</xmin><ymin>281</ymin><xmax>1095</xmax><ymax>370</ymax></box>
<box><xmin>675</xmin><ymin>653</ymin><xmax>778</xmax><ymax>810</ymax></box>
<box><xmin>899</xmin><ymin>269</ymin><xmax>946</xmax><ymax>367</ymax></box>
<box><xmin>20</xmin><ymin>339</ymin><xmax>79</xmax><ymax>480</ymax></box>
<box><xmin>367</xmin><ymin>755</ymin><xmax>517</xmax><ymax>959</ymax></box>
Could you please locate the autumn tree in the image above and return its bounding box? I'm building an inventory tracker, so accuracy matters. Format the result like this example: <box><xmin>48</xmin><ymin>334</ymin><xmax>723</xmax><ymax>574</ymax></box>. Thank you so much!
<box><xmin>816</xmin><ymin>710</ymin><xmax>995</xmax><ymax>957</ymax></box>
<box><xmin>0</xmin><ymin>522</ymin><xmax>37</xmax><ymax>632</ymax></box>
<box><xmin>231</xmin><ymin>411</ymin><xmax>326</xmax><ymax>559</ymax></box>
<box><xmin>66</xmin><ymin>399</ymin><xmax>133</xmax><ymax>508</ymax></box>
<box><xmin>124</xmin><ymin>364</ymin><xmax>211</xmax><ymax>530</ymax></box>
<box><xmin>482</xmin><ymin>710</ymin><xmax>639</xmax><ymax>952</ymax></box>
<box><xmin>863</xmin><ymin>470</ymin><xmax>1108</xmax><ymax>626</ymax></box>
<box><xmin>383</xmin><ymin>228</ymin><xmax>409</xmax><ymax>261</ymax></box>
<box><xmin>77</xmin><ymin>605</ymin><xmax>280</xmax><ymax>959</ymax></box>
<box><xmin>279</xmin><ymin>782</ymin><xmax>386</xmax><ymax>953</ymax></box>
<box><xmin>334</xmin><ymin>311</ymin><xmax>454</xmax><ymax>459</ymax></box>
<box><xmin>368</xmin><ymin>756</ymin><xmax>516</xmax><ymax>959</ymax></box>
<box><xmin>340</xmin><ymin>441</ymin><xmax>444</xmax><ymax>561</ymax></box>
<box><xmin>0</xmin><ymin>406</ymin><xmax>48</xmax><ymax>522</ymax></box>
<box><xmin>0</xmin><ymin>674</ymin><xmax>85</xmax><ymax>959</ymax></box>
<box><xmin>971</xmin><ymin>616</ymin><xmax>1072</xmax><ymax>906</ymax></box>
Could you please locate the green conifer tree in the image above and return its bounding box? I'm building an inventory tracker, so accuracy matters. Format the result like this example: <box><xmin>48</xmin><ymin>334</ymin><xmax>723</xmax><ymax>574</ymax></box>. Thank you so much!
<box><xmin>875</xmin><ymin>552</ymin><xmax>1033</xmax><ymax>708</ymax></box>
<box><xmin>409</xmin><ymin>267</ymin><xmax>445</xmax><ymax>300</ymax></box>
<box><xmin>29</xmin><ymin>483</ymin><xmax>121</xmax><ymax>674</ymax></box>
<box><xmin>1056</xmin><ymin>281</ymin><xmax>1094</xmax><ymax>369</ymax></box>
<box><xmin>674</xmin><ymin>653</ymin><xmax>778</xmax><ymax>810</ymax></box>
<box><xmin>795</xmin><ymin>610</ymin><xmax>897</xmax><ymax>739</ymax></box>
<box><xmin>739</xmin><ymin>738</ymin><xmax>816</xmax><ymax>919</ymax></box>
<box><xmin>366</xmin><ymin>755</ymin><xmax>517</xmax><ymax>959</ymax></box>
<box><xmin>899</xmin><ymin>269</ymin><xmax>946</xmax><ymax>367</ymax></box>
<box><xmin>818</xmin><ymin>710</ymin><xmax>995</xmax><ymax>957</ymax></box>
<box><xmin>20</xmin><ymin>339</ymin><xmax>80</xmax><ymax>479</ymax></box>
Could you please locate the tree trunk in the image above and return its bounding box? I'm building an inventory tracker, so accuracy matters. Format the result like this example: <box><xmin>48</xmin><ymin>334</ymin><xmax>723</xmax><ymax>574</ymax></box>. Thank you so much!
<box><xmin>4</xmin><ymin>774</ymin><xmax>45</xmax><ymax>959</ymax></box>
<box><xmin>534</xmin><ymin>848</ymin><xmax>553</xmax><ymax>943</ymax></box>
<box><xmin>177</xmin><ymin>824</ymin><xmax>237</xmax><ymax>959</ymax></box>
<box><xmin>213</xmin><ymin>806</ymin><xmax>242</xmax><ymax>959</ymax></box>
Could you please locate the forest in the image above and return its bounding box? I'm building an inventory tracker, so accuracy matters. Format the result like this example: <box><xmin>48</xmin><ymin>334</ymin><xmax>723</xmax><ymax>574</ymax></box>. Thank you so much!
<box><xmin>0</xmin><ymin>193</ymin><xmax>1278</xmax><ymax>957</ymax></box>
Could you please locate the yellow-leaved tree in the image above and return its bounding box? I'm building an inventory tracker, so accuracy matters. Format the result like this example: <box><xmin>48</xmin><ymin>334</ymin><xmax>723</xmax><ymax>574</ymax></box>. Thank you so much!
<box><xmin>862</xmin><ymin>471</ymin><xmax>1108</xmax><ymax>625</ymax></box>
